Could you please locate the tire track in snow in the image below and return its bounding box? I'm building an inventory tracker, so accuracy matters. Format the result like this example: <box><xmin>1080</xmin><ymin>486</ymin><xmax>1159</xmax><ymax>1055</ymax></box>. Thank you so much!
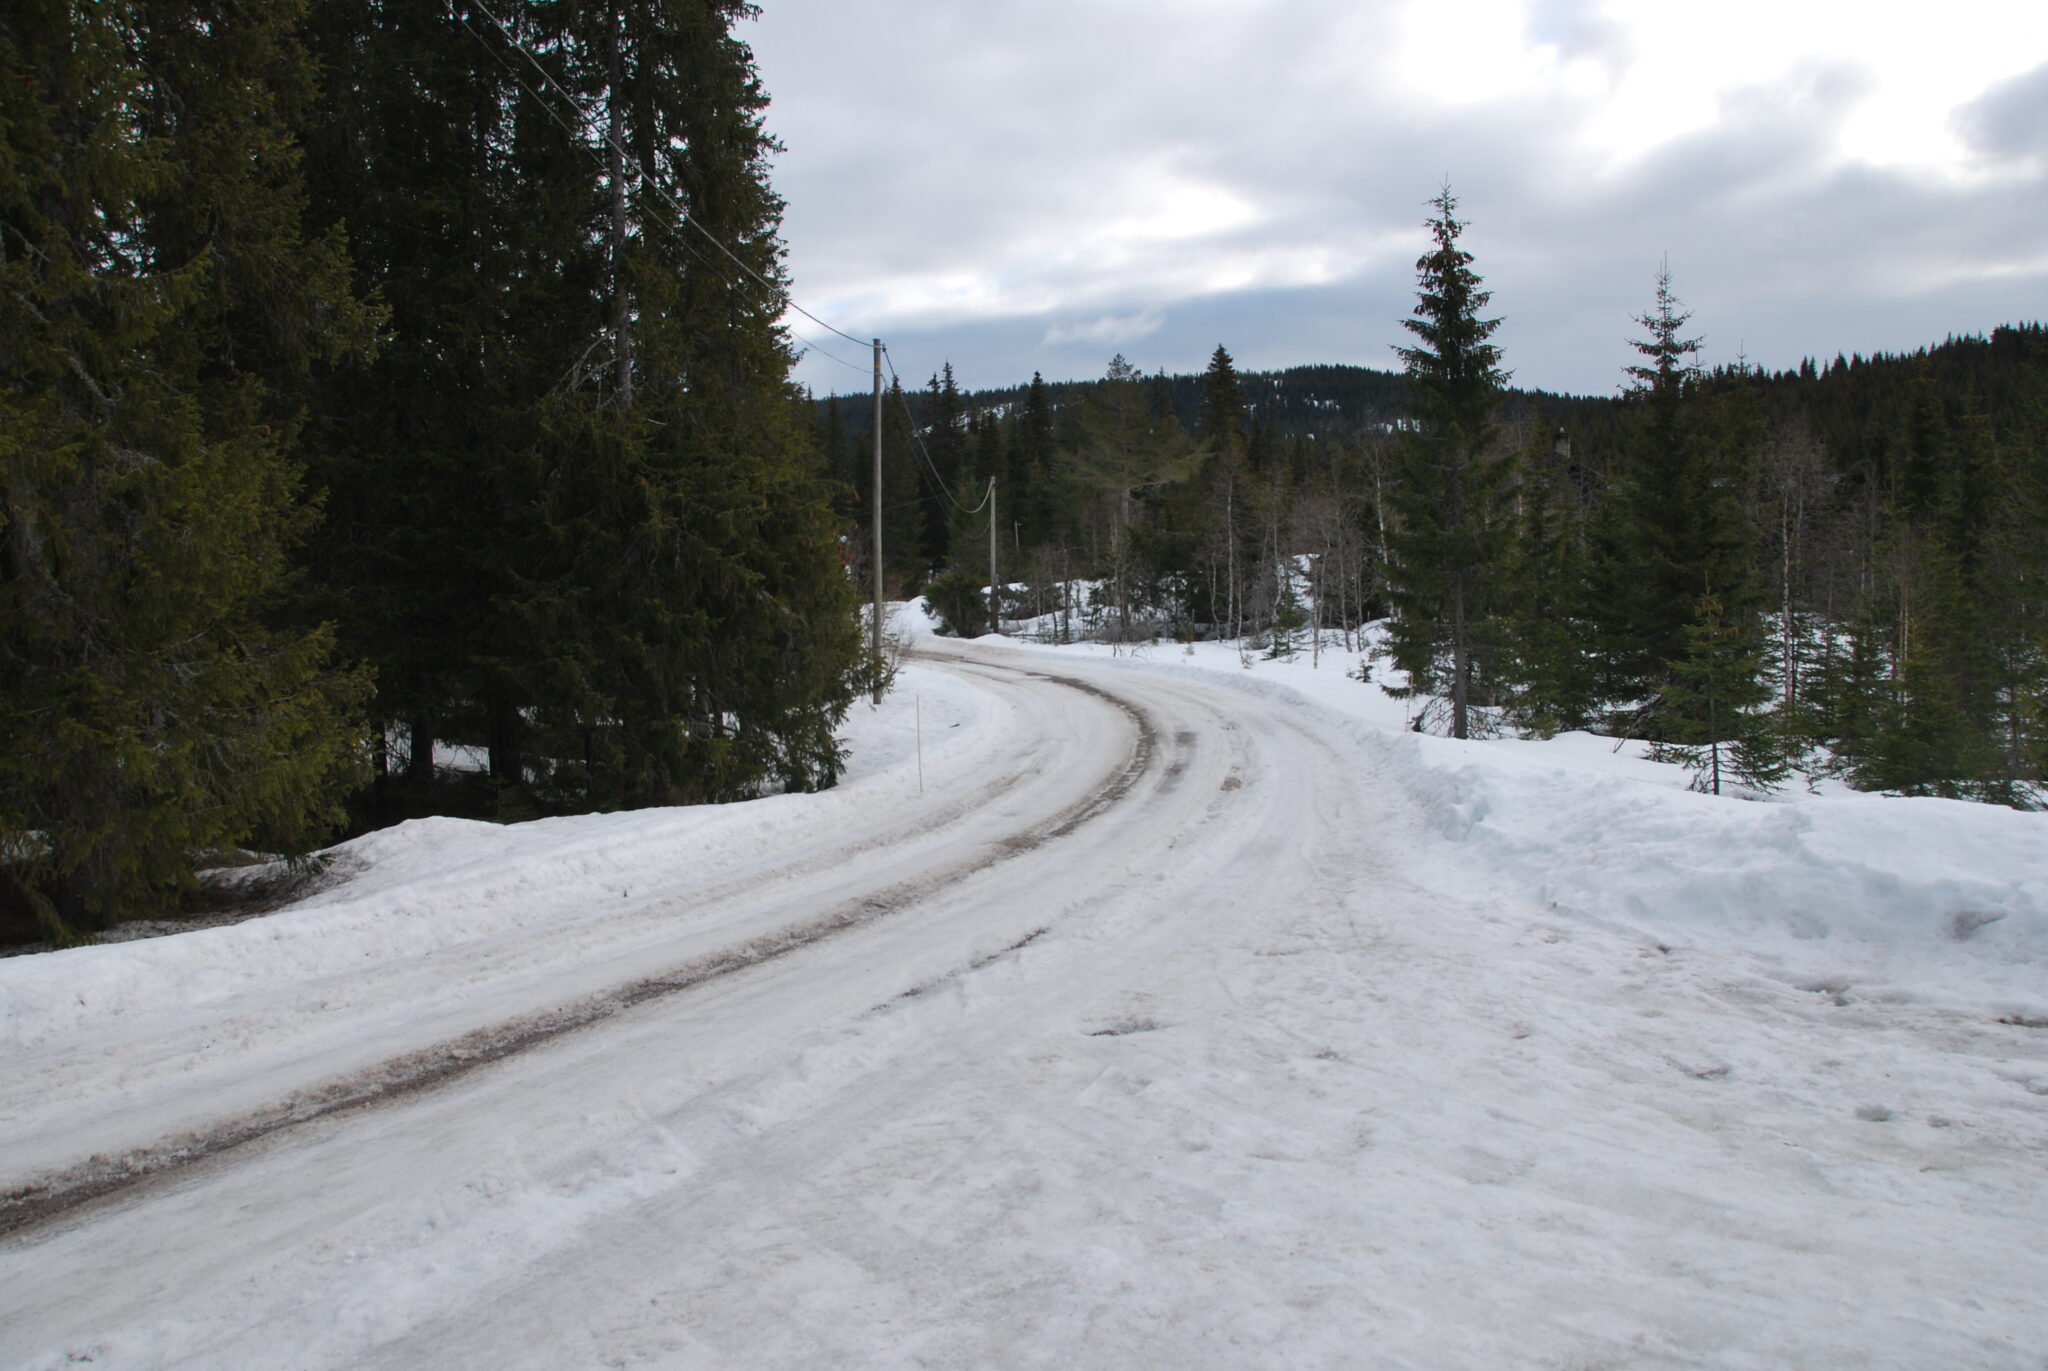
<box><xmin>0</xmin><ymin>662</ymin><xmax>1158</xmax><ymax>1239</ymax></box>
<box><xmin>347</xmin><ymin>647</ymin><xmax>1383</xmax><ymax>1370</ymax></box>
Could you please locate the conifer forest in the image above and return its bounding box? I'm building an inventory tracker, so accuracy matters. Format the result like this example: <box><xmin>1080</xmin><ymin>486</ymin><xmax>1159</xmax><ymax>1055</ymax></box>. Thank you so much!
<box><xmin>4</xmin><ymin>4</ymin><xmax>2045</xmax><ymax>948</ymax></box>
<box><xmin>827</xmin><ymin>200</ymin><xmax>2048</xmax><ymax>814</ymax></box>
<box><xmin>2</xmin><ymin>0</ymin><xmax>863</xmax><ymax>943</ymax></box>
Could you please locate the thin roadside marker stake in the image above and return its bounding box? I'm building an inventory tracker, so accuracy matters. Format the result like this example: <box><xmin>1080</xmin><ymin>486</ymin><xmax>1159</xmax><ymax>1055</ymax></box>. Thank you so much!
<box><xmin>916</xmin><ymin>694</ymin><xmax>924</xmax><ymax>795</ymax></box>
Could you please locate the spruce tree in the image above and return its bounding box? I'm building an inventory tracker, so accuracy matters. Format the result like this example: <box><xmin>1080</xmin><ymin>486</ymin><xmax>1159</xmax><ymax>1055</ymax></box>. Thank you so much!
<box><xmin>1190</xmin><ymin>345</ymin><xmax>1254</xmax><ymax>637</ymax></box>
<box><xmin>1809</xmin><ymin>370</ymin><xmax>2038</xmax><ymax>801</ymax></box>
<box><xmin>299</xmin><ymin>0</ymin><xmax>589</xmax><ymax>807</ymax></box>
<box><xmin>878</xmin><ymin>375</ymin><xmax>926</xmax><ymax>588</ymax></box>
<box><xmin>1650</xmin><ymin>590</ymin><xmax>1788</xmax><ymax>794</ymax></box>
<box><xmin>819</xmin><ymin>394</ymin><xmax>857</xmax><ymax>524</ymax></box>
<box><xmin>1998</xmin><ymin>388</ymin><xmax>2048</xmax><ymax>795</ymax></box>
<box><xmin>1014</xmin><ymin>371</ymin><xmax>1060</xmax><ymax>550</ymax></box>
<box><xmin>1591</xmin><ymin>263</ymin><xmax>1760</xmax><ymax>740</ymax></box>
<box><xmin>534</xmin><ymin>0</ymin><xmax>863</xmax><ymax>804</ymax></box>
<box><xmin>299</xmin><ymin>0</ymin><xmax>863</xmax><ymax>812</ymax></box>
<box><xmin>1500</xmin><ymin>417</ymin><xmax>1597</xmax><ymax>733</ymax></box>
<box><xmin>2</xmin><ymin>0</ymin><xmax>372</xmax><ymax>939</ymax></box>
<box><xmin>921</xmin><ymin>363</ymin><xmax>967</xmax><ymax>565</ymax></box>
<box><xmin>1073</xmin><ymin>356</ymin><xmax>1194</xmax><ymax>641</ymax></box>
<box><xmin>1589</xmin><ymin>261</ymin><xmax>1703</xmax><ymax>707</ymax></box>
<box><xmin>1196</xmin><ymin>347</ymin><xmax>1250</xmax><ymax>447</ymax></box>
<box><xmin>1861</xmin><ymin>548</ymin><xmax>2001</xmax><ymax>797</ymax></box>
<box><xmin>1383</xmin><ymin>186</ymin><xmax>1510</xmax><ymax>738</ymax></box>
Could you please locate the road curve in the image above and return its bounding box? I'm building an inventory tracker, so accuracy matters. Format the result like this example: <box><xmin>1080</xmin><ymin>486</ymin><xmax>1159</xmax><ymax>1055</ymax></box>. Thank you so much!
<box><xmin>1</xmin><ymin>639</ymin><xmax>1430</xmax><ymax>1369</ymax></box>
<box><xmin>1</xmin><ymin>646</ymin><xmax>1156</xmax><ymax>1230</ymax></box>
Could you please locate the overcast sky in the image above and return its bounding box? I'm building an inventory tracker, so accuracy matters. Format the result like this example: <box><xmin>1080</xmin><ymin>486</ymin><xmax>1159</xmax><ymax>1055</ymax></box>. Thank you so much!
<box><xmin>744</xmin><ymin>0</ymin><xmax>2048</xmax><ymax>399</ymax></box>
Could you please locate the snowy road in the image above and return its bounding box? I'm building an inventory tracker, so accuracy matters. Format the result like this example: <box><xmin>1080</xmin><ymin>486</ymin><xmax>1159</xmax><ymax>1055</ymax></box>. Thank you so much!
<box><xmin>4</xmin><ymin>637</ymin><xmax>2045</xmax><ymax>1368</ymax></box>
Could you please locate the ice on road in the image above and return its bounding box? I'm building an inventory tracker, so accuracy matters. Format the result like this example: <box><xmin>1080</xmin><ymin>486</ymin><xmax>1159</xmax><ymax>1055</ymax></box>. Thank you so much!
<box><xmin>3</xmin><ymin>629</ymin><xmax>2045</xmax><ymax>1369</ymax></box>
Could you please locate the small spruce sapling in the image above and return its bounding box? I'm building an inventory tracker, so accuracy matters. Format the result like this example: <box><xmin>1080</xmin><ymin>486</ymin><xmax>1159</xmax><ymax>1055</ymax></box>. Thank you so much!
<box><xmin>1650</xmin><ymin>592</ymin><xmax>1789</xmax><ymax>795</ymax></box>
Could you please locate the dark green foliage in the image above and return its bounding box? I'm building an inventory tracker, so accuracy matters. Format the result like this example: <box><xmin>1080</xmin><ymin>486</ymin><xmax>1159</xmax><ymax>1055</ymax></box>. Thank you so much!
<box><xmin>1800</xmin><ymin>623</ymin><xmax>1891</xmax><ymax>779</ymax></box>
<box><xmin>1868</xmin><ymin>552</ymin><xmax>2002</xmax><ymax>798</ymax></box>
<box><xmin>1814</xmin><ymin>530</ymin><xmax>2017</xmax><ymax>802</ymax></box>
<box><xmin>1649</xmin><ymin>592</ymin><xmax>1789</xmax><ymax>795</ymax></box>
<box><xmin>1784</xmin><ymin>338</ymin><xmax>2048</xmax><ymax>804</ymax></box>
<box><xmin>1</xmin><ymin>0</ymin><xmax>373</xmax><ymax>939</ymax></box>
<box><xmin>1186</xmin><ymin>346</ymin><xmax>1255</xmax><ymax>635</ymax></box>
<box><xmin>296</xmin><ymin>0</ymin><xmax>586</xmax><ymax>805</ymax></box>
<box><xmin>1588</xmin><ymin>264</ymin><xmax>1761</xmax><ymax>721</ymax></box>
<box><xmin>807</xmin><ymin>296</ymin><xmax>2048</xmax><ymax>805</ymax></box>
<box><xmin>1382</xmin><ymin>187</ymin><xmax>1511</xmax><ymax>738</ymax></box>
<box><xmin>923</xmin><ymin>567</ymin><xmax>992</xmax><ymax>640</ymax></box>
<box><xmin>1069</xmin><ymin>356</ymin><xmax>1195</xmax><ymax>641</ymax></box>
<box><xmin>922</xmin><ymin>363</ymin><xmax>969</xmax><ymax>565</ymax></box>
<box><xmin>297</xmin><ymin>0</ymin><xmax>865</xmax><ymax>816</ymax></box>
<box><xmin>877</xmin><ymin>376</ymin><xmax>927</xmax><ymax>589</ymax></box>
<box><xmin>1195</xmin><ymin>346</ymin><xmax>1251</xmax><ymax>443</ymax></box>
<box><xmin>1266</xmin><ymin>576</ymin><xmax>1308</xmax><ymax>658</ymax></box>
<box><xmin>1012</xmin><ymin>372</ymin><xmax>1062</xmax><ymax>550</ymax></box>
<box><xmin>1500</xmin><ymin>417</ymin><xmax>1598</xmax><ymax>734</ymax></box>
<box><xmin>542</xmin><ymin>0</ymin><xmax>863</xmax><ymax>803</ymax></box>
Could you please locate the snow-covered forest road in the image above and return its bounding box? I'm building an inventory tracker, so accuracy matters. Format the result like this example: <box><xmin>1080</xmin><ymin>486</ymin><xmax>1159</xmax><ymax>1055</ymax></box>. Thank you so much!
<box><xmin>4</xmin><ymin>634</ymin><xmax>2045</xmax><ymax>1368</ymax></box>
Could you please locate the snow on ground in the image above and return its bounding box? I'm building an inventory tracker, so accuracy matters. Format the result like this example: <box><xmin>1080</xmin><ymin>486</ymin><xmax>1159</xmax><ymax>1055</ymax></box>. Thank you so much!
<box><xmin>0</xmin><ymin>647</ymin><xmax>1015</xmax><ymax>1187</ymax></box>
<box><xmin>983</xmin><ymin>614</ymin><xmax>2048</xmax><ymax>1025</ymax></box>
<box><xmin>0</xmin><ymin>631</ymin><xmax>977</xmax><ymax>1050</ymax></box>
<box><xmin>1</xmin><ymin>605</ymin><xmax>2044</xmax><ymax>1369</ymax></box>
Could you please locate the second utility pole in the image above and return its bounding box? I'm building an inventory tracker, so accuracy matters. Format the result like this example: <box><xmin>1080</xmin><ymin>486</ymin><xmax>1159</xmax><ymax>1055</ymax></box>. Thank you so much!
<box><xmin>871</xmin><ymin>338</ymin><xmax>884</xmax><ymax>702</ymax></box>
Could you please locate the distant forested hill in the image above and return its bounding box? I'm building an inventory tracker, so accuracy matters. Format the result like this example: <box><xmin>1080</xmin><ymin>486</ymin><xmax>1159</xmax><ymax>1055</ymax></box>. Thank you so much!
<box><xmin>821</xmin><ymin>323</ymin><xmax>2048</xmax><ymax>461</ymax></box>
<box><xmin>812</xmin><ymin>322</ymin><xmax>2048</xmax><ymax>807</ymax></box>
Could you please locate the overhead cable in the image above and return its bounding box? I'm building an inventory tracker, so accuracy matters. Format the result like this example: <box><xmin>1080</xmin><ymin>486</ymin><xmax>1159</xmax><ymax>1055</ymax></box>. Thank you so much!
<box><xmin>885</xmin><ymin>348</ymin><xmax>991</xmax><ymax>516</ymax></box>
<box><xmin>462</xmin><ymin>0</ymin><xmax>870</xmax><ymax>349</ymax></box>
<box><xmin>458</xmin><ymin>5</ymin><xmax>969</xmax><ymax>499</ymax></box>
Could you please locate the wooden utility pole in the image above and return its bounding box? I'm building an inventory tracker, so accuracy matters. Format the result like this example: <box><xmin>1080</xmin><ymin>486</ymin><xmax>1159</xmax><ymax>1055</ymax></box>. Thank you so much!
<box><xmin>988</xmin><ymin>479</ymin><xmax>998</xmax><ymax>637</ymax></box>
<box><xmin>871</xmin><ymin>339</ymin><xmax>884</xmax><ymax>701</ymax></box>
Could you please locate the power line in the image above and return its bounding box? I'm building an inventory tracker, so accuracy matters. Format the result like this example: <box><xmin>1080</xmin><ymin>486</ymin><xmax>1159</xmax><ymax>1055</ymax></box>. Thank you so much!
<box><xmin>456</xmin><ymin>6</ymin><xmax>974</xmax><ymax>512</ymax></box>
<box><xmin>884</xmin><ymin>348</ymin><xmax>991</xmax><ymax>516</ymax></box>
<box><xmin>457</xmin><ymin>8</ymin><xmax>860</xmax><ymax>380</ymax></box>
<box><xmin>461</xmin><ymin>0</ymin><xmax>870</xmax><ymax>349</ymax></box>
<box><xmin>790</xmin><ymin>332</ymin><xmax>873</xmax><ymax>374</ymax></box>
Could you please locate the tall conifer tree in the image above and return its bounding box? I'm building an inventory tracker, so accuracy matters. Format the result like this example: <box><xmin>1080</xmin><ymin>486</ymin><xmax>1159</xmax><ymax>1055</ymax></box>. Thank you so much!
<box><xmin>1383</xmin><ymin>186</ymin><xmax>1510</xmax><ymax>739</ymax></box>
<box><xmin>1192</xmin><ymin>345</ymin><xmax>1254</xmax><ymax>636</ymax></box>
<box><xmin>1000</xmin><ymin>371</ymin><xmax>1060</xmax><ymax>555</ymax></box>
<box><xmin>2</xmin><ymin>0</ymin><xmax>373</xmax><ymax>938</ymax></box>
<box><xmin>919</xmin><ymin>363</ymin><xmax>966</xmax><ymax>566</ymax></box>
<box><xmin>1590</xmin><ymin>263</ymin><xmax>1761</xmax><ymax>741</ymax></box>
<box><xmin>876</xmin><ymin>375</ymin><xmax>926</xmax><ymax>589</ymax></box>
<box><xmin>1074</xmin><ymin>356</ymin><xmax>1193</xmax><ymax>641</ymax></box>
<box><xmin>300</xmin><ymin>0</ymin><xmax>862</xmax><ymax>811</ymax></box>
<box><xmin>299</xmin><ymin>0</ymin><xmax>587</xmax><ymax>803</ymax></box>
<box><xmin>1500</xmin><ymin>418</ymin><xmax>1597</xmax><ymax>733</ymax></box>
<box><xmin>525</xmin><ymin>0</ymin><xmax>863</xmax><ymax>803</ymax></box>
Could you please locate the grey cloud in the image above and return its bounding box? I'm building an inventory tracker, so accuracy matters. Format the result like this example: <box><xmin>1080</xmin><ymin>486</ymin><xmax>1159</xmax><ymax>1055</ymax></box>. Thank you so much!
<box><xmin>752</xmin><ymin>3</ymin><xmax>2047</xmax><ymax>398</ymax></box>
<box><xmin>1954</xmin><ymin>60</ymin><xmax>2048</xmax><ymax>160</ymax></box>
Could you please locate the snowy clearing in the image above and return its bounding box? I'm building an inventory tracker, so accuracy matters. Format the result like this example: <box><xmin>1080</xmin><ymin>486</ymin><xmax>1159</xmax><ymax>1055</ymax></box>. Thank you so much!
<box><xmin>2</xmin><ymin>611</ymin><xmax>2045</xmax><ymax>1369</ymax></box>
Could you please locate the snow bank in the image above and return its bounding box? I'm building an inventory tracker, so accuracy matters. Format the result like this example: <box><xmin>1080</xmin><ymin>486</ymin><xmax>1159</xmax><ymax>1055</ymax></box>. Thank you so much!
<box><xmin>996</xmin><ymin>629</ymin><xmax>2048</xmax><ymax>1021</ymax></box>
<box><xmin>0</xmin><ymin>646</ymin><xmax>989</xmax><ymax>1055</ymax></box>
<box><xmin>1408</xmin><ymin>736</ymin><xmax>2048</xmax><ymax>1017</ymax></box>
<box><xmin>9</xmin><ymin>607</ymin><xmax>2042</xmax><ymax>1052</ymax></box>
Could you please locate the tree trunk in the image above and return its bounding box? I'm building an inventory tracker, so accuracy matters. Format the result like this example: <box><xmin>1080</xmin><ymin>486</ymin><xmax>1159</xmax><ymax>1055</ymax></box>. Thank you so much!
<box><xmin>488</xmin><ymin>693</ymin><xmax>524</xmax><ymax>793</ymax></box>
<box><xmin>406</xmin><ymin>717</ymin><xmax>435</xmax><ymax>784</ymax></box>
<box><xmin>607</xmin><ymin>6</ymin><xmax>633</xmax><ymax>410</ymax></box>
<box><xmin>1451</xmin><ymin>575</ymin><xmax>1470</xmax><ymax>739</ymax></box>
